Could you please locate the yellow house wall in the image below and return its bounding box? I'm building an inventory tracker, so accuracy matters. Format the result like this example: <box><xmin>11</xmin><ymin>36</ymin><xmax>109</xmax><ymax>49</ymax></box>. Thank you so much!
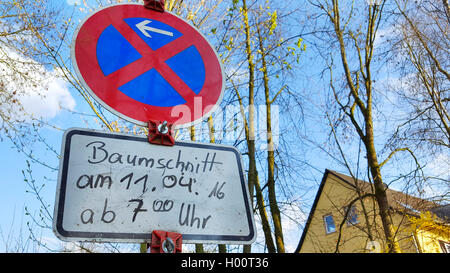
<box><xmin>300</xmin><ymin>174</ymin><xmax>374</xmax><ymax>253</ymax></box>
<box><xmin>300</xmin><ymin>173</ymin><xmax>421</xmax><ymax>253</ymax></box>
<box><xmin>413</xmin><ymin>224</ymin><xmax>450</xmax><ymax>253</ymax></box>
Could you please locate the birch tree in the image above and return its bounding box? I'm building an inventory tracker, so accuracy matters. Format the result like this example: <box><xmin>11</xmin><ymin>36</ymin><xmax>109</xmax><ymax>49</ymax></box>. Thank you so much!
<box><xmin>234</xmin><ymin>0</ymin><xmax>305</xmax><ymax>253</ymax></box>
<box><xmin>389</xmin><ymin>0</ymin><xmax>449</xmax><ymax>151</ymax></box>
<box><xmin>306</xmin><ymin>0</ymin><xmax>403</xmax><ymax>252</ymax></box>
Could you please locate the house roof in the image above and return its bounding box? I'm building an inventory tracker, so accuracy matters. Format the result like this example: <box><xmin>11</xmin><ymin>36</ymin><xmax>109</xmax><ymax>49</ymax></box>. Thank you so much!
<box><xmin>431</xmin><ymin>205</ymin><xmax>450</xmax><ymax>222</ymax></box>
<box><xmin>295</xmin><ymin>169</ymin><xmax>447</xmax><ymax>252</ymax></box>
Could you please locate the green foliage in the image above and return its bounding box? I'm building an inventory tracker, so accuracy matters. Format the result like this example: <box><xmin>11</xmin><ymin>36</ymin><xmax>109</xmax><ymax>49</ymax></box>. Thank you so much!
<box><xmin>268</xmin><ymin>11</ymin><xmax>277</xmax><ymax>35</ymax></box>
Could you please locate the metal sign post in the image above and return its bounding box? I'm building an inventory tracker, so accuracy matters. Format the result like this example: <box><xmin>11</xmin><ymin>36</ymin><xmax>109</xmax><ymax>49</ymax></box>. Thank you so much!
<box><xmin>144</xmin><ymin>1</ymin><xmax>177</xmax><ymax>252</ymax></box>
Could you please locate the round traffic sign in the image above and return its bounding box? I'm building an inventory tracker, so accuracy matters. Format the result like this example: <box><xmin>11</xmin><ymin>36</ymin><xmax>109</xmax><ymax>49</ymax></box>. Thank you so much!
<box><xmin>72</xmin><ymin>4</ymin><xmax>224</xmax><ymax>128</ymax></box>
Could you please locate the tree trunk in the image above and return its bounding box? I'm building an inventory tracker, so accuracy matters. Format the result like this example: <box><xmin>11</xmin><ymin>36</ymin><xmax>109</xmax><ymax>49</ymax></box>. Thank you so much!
<box><xmin>365</xmin><ymin>124</ymin><xmax>402</xmax><ymax>253</ymax></box>
<box><xmin>241</xmin><ymin>0</ymin><xmax>257</xmax><ymax>254</ymax></box>
<box><xmin>329</xmin><ymin>0</ymin><xmax>401</xmax><ymax>253</ymax></box>
<box><xmin>254</xmin><ymin>173</ymin><xmax>277</xmax><ymax>253</ymax></box>
<box><xmin>443</xmin><ymin>0</ymin><xmax>450</xmax><ymax>23</ymax></box>
<box><xmin>235</xmin><ymin>85</ymin><xmax>276</xmax><ymax>253</ymax></box>
<box><xmin>257</xmin><ymin>25</ymin><xmax>285</xmax><ymax>253</ymax></box>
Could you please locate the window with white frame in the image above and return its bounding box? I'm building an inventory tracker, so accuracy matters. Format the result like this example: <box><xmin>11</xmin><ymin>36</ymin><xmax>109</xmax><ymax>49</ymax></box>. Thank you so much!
<box><xmin>439</xmin><ymin>241</ymin><xmax>450</xmax><ymax>253</ymax></box>
<box><xmin>323</xmin><ymin>214</ymin><xmax>336</xmax><ymax>234</ymax></box>
<box><xmin>346</xmin><ymin>205</ymin><xmax>359</xmax><ymax>226</ymax></box>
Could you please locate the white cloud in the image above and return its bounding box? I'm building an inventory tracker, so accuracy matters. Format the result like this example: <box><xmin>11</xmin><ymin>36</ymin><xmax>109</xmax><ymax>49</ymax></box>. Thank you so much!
<box><xmin>0</xmin><ymin>47</ymin><xmax>75</xmax><ymax>124</ymax></box>
<box><xmin>373</xmin><ymin>25</ymin><xmax>402</xmax><ymax>51</ymax></box>
<box><xmin>427</xmin><ymin>153</ymin><xmax>450</xmax><ymax>178</ymax></box>
<box><xmin>421</xmin><ymin>153</ymin><xmax>450</xmax><ymax>199</ymax></box>
<box><xmin>66</xmin><ymin>0</ymin><xmax>81</xmax><ymax>5</ymax></box>
<box><xmin>281</xmin><ymin>202</ymin><xmax>307</xmax><ymax>252</ymax></box>
<box><xmin>18</xmin><ymin>76</ymin><xmax>75</xmax><ymax>120</ymax></box>
<box><xmin>250</xmin><ymin>200</ymin><xmax>306</xmax><ymax>253</ymax></box>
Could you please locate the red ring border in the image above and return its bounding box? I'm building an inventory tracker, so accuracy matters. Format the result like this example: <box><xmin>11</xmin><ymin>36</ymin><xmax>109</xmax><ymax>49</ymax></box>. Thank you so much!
<box><xmin>72</xmin><ymin>4</ymin><xmax>224</xmax><ymax>128</ymax></box>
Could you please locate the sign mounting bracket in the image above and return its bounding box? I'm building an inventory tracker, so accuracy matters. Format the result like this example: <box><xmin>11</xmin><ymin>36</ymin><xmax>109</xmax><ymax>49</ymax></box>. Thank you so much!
<box><xmin>143</xmin><ymin>0</ymin><xmax>165</xmax><ymax>12</ymax></box>
<box><xmin>147</xmin><ymin>230</ymin><xmax>182</xmax><ymax>253</ymax></box>
<box><xmin>148</xmin><ymin>120</ymin><xmax>175</xmax><ymax>146</ymax></box>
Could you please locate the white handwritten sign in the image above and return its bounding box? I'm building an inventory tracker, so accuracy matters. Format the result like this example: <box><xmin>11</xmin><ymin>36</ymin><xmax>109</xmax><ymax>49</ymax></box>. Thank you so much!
<box><xmin>53</xmin><ymin>128</ymin><xmax>256</xmax><ymax>244</ymax></box>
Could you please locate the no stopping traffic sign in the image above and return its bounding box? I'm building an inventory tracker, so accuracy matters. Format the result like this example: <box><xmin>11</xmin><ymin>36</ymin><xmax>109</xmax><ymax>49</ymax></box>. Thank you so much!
<box><xmin>72</xmin><ymin>4</ymin><xmax>224</xmax><ymax>127</ymax></box>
